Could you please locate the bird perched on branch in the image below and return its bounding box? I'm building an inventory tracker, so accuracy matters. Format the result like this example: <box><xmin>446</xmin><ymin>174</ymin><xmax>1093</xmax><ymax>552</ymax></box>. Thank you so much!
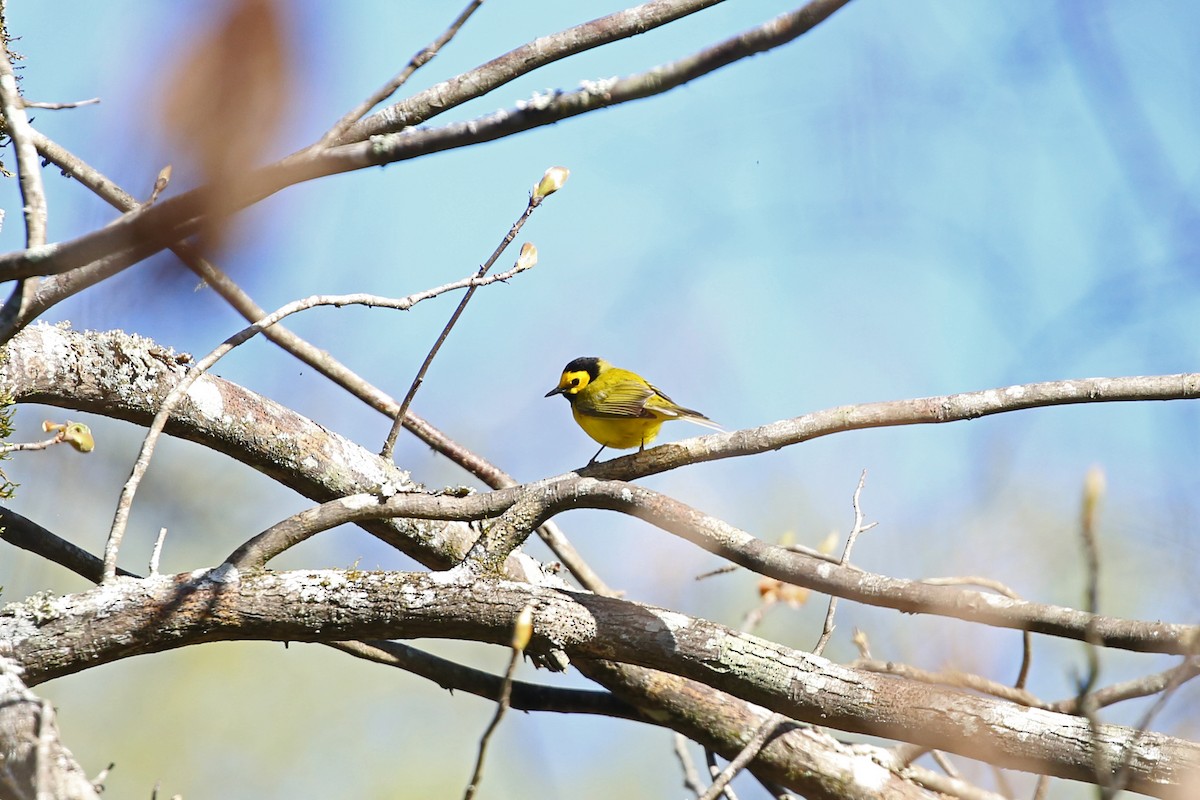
<box><xmin>545</xmin><ymin>356</ymin><xmax>722</xmax><ymax>464</ymax></box>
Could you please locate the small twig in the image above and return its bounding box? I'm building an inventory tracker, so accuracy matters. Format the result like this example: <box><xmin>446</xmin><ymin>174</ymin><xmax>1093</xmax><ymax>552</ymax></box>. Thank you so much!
<box><xmin>0</xmin><ymin>27</ymin><xmax>47</xmax><ymax>331</ymax></box>
<box><xmin>1050</xmin><ymin>656</ymin><xmax>1200</xmax><ymax>714</ymax></box>
<box><xmin>1074</xmin><ymin>467</ymin><xmax>1114</xmax><ymax>797</ymax></box>
<box><xmin>989</xmin><ymin>765</ymin><xmax>1015</xmax><ymax>799</ymax></box>
<box><xmin>0</xmin><ymin>435</ymin><xmax>61</xmax><ymax>454</ymax></box>
<box><xmin>147</xmin><ymin>165</ymin><xmax>172</xmax><ymax>206</ymax></box>
<box><xmin>149</xmin><ymin>527</ymin><xmax>168</xmax><ymax>575</ymax></box>
<box><xmin>315</xmin><ymin>0</ymin><xmax>485</xmax><ymax>148</ymax></box>
<box><xmin>930</xmin><ymin>750</ymin><xmax>961</xmax><ymax>779</ymax></box>
<box><xmin>695</xmin><ymin>564</ymin><xmax>740</xmax><ymax>580</ymax></box>
<box><xmin>380</xmin><ymin>169</ymin><xmax>565</xmax><ymax>459</ymax></box>
<box><xmin>101</xmin><ymin>265</ymin><xmax>538</xmax><ymax>582</ymax></box>
<box><xmin>813</xmin><ymin>470</ymin><xmax>875</xmax><ymax>656</ymax></box>
<box><xmin>698</xmin><ymin>715</ymin><xmax>786</xmax><ymax>800</ymax></box>
<box><xmin>462</xmin><ymin>605</ymin><xmax>534</xmax><ymax>800</ymax></box>
<box><xmin>703</xmin><ymin>750</ymin><xmax>738</xmax><ymax>800</ymax></box>
<box><xmin>901</xmin><ymin>763</ymin><xmax>1009</xmax><ymax>800</ymax></box>
<box><xmin>23</xmin><ymin>97</ymin><xmax>100</xmax><ymax>110</ymax></box>
<box><xmin>673</xmin><ymin>734</ymin><xmax>707</xmax><ymax>797</ymax></box>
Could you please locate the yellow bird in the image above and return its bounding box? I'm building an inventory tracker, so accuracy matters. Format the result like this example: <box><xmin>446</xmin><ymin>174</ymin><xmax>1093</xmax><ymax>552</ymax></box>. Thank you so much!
<box><xmin>545</xmin><ymin>356</ymin><xmax>722</xmax><ymax>463</ymax></box>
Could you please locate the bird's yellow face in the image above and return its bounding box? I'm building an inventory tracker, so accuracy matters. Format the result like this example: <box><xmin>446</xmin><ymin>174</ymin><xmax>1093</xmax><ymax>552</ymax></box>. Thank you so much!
<box><xmin>544</xmin><ymin>357</ymin><xmax>604</xmax><ymax>399</ymax></box>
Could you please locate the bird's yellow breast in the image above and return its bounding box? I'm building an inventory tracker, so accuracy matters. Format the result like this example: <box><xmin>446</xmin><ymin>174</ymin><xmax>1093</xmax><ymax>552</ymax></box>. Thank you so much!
<box><xmin>571</xmin><ymin>406</ymin><xmax>665</xmax><ymax>449</ymax></box>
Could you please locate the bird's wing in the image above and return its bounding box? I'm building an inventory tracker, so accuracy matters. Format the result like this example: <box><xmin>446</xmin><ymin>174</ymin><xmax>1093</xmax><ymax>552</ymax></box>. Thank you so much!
<box><xmin>573</xmin><ymin>378</ymin><xmax>657</xmax><ymax>419</ymax></box>
<box><xmin>645</xmin><ymin>384</ymin><xmax>723</xmax><ymax>429</ymax></box>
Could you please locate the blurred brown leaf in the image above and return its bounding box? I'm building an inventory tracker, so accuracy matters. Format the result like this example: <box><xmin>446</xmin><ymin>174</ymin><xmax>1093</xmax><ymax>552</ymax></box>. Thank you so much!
<box><xmin>159</xmin><ymin>0</ymin><xmax>292</xmax><ymax>253</ymax></box>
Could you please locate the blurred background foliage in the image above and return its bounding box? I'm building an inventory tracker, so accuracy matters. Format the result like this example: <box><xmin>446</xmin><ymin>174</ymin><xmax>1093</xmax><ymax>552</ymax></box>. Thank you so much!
<box><xmin>1</xmin><ymin>1</ymin><xmax>1198</xmax><ymax>797</ymax></box>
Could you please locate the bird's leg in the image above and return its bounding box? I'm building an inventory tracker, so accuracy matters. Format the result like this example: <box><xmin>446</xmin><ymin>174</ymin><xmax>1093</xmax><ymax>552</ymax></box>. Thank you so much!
<box><xmin>587</xmin><ymin>444</ymin><xmax>606</xmax><ymax>466</ymax></box>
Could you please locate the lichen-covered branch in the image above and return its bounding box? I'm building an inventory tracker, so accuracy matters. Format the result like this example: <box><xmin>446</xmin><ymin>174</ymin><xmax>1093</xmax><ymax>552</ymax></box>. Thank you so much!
<box><xmin>0</xmin><ymin>569</ymin><xmax>1193</xmax><ymax>797</ymax></box>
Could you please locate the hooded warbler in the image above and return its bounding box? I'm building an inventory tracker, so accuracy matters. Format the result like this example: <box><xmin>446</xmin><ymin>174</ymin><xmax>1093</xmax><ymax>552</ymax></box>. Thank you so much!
<box><xmin>545</xmin><ymin>356</ymin><xmax>722</xmax><ymax>463</ymax></box>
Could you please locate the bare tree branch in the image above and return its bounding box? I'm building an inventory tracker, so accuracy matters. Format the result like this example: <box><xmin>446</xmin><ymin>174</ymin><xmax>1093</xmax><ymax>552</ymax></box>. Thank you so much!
<box><xmin>2</xmin><ymin>570</ymin><xmax>1194</xmax><ymax>797</ymax></box>
<box><xmin>2</xmin><ymin>326</ymin><xmax>1194</xmax><ymax>653</ymax></box>
<box><xmin>0</xmin><ymin>658</ymin><xmax>100</xmax><ymax>800</ymax></box>
<box><xmin>0</xmin><ymin>0</ymin><xmax>851</xmax><ymax>287</ymax></box>
<box><xmin>339</xmin><ymin>0</ymin><xmax>731</xmax><ymax>141</ymax></box>
<box><xmin>0</xmin><ymin>25</ymin><xmax>47</xmax><ymax>332</ymax></box>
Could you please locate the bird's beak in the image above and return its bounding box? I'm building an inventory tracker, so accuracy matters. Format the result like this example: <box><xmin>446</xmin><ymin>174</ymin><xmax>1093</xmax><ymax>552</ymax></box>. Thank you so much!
<box><xmin>545</xmin><ymin>386</ymin><xmax>565</xmax><ymax>398</ymax></box>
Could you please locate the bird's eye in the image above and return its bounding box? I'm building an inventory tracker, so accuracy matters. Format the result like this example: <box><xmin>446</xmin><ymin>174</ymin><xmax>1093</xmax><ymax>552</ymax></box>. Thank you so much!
<box><xmin>569</xmin><ymin>377</ymin><xmax>580</xmax><ymax>387</ymax></box>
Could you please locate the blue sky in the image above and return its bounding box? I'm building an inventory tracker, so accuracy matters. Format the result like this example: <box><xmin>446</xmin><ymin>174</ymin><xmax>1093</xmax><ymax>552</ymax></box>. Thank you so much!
<box><xmin>3</xmin><ymin>2</ymin><xmax>1199</xmax><ymax>797</ymax></box>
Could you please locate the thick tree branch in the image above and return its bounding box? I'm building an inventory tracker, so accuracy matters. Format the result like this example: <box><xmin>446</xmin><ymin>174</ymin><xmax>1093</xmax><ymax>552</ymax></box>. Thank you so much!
<box><xmin>5</xmin><ymin>325</ymin><xmax>1196</xmax><ymax>654</ymax></box>
<box><xmin>579</xmin><ymin>372</ymin><xmax>1200</xmax><ymax>478</ymax></box>
<box><xmin>1</xmin><ymin>569</ymin><xmax>1194</xmax><ymax>797</ymax></box>
<box><xmin>0</xmin><ymin>323</ymin><xmax>477</xmax><ymax>568</ymax></box>
<box><xmin>0</xmin><ymin>507</ymin><xmax>945</xmax><ymax>800</ymax></box>
<box><xmin>227</xmin><ymin>474</ymin><xmax>1198</xmax><ymax>655</ymax></box>
<box><xmin>0</xmin><ymin>658</ymin><xmax>100</xmax><ymax>800</ymax></box>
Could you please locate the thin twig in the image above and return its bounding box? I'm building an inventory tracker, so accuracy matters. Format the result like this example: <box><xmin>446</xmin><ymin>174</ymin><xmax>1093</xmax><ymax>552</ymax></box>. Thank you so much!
<box><xmin>0</xmin><ymin>436</ymin><xmax>62</xmax><ymax>453</ymax></box>
<box><xmin>900</xmin><ymin>763</ymin><xmax>1009</xmax><ymax>800</ymax></box>
<box><xmin>930</xmin><ymin>750</ymin><xmax>961</xmax><ymax>779</ymax></box>
<box><xmin>1050</xmin><ymin>656</ymin><xmax>1200</xmax><ymax>714</ymax></box>
<box><xmin>0</xmin><ymin>23</ymin><xmax>47</xmax><ymax>332</ymax></box>
<box><xmin>1074</xmin><ymin>467</ymin><xmax>1113</xmax><ymax>797</ymax></box>
<box><xmin>813</xmin><ymin>469</ymin><xmax>874</xmax><ymax>656</ymax></box>
<box><xmin>23</xmin><ymin>97</ymin><xmax>99</xmax><ymax>110</ymax></box>
<box><xmin>674</xmin><ymin>734</ymin><xmax>707</xmax><ymax>797</ymax></box>
<box><xmin>102</xmin><ymin>266</ymin><xmax>537</xmax><ymax>582</ymax></box>
<box><xmin>380</xmin><ymin>188</ymin><xmax>547</xmax><ymax>459</ymax></box>
<box><xmin>703</xmin><ymin>749</ymin><xmax>738</xmax><ymax>800</ymax></box>
<box><xmin>699</xmin><ymin>715</ymin><xmax>786</xmax><ymax>800</ymax></box>
<box><xmin>314</xmin><ymin>0</ymin><xmax>485</xmax><ymax>148</ymax></box>
<box><xmin>149</xmin><ymin>527</ymin><xmax>168</xmax><ymax>576</ymax></box>
<box><xmin>462</xmin><ymin>605</ymin><xmax>533</xmax><ymax>800</ymax></box>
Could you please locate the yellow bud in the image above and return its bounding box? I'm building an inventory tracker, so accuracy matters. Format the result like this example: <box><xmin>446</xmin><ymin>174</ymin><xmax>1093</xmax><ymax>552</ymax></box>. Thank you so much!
<box><xmin>532</xmin><ymin>166</ymin><xmax>569</xmax><ymax>200</ymax></box>
<box><xmin>42</xmin><ymin>420</ymin><xmax>64</xmax><ymax>433</ymax></box>
<box><xmin>512</xmin><ymin>604</ymin><xmax>534</xmax><ymax>651</ymax></box>
<box><xmin>516</xmin><ymin>242</ymin><xmax>538</xmax><ymax>270</ymax></box>
<box><xmin>62</xmin><ymin>422</ymin><xmax>95</xmax><ymax>453</ymax></box>
<box><xmin>1082</xmin><ymin>465</ymin><xmax>1105</xmax><ymax>522</ymax></box>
